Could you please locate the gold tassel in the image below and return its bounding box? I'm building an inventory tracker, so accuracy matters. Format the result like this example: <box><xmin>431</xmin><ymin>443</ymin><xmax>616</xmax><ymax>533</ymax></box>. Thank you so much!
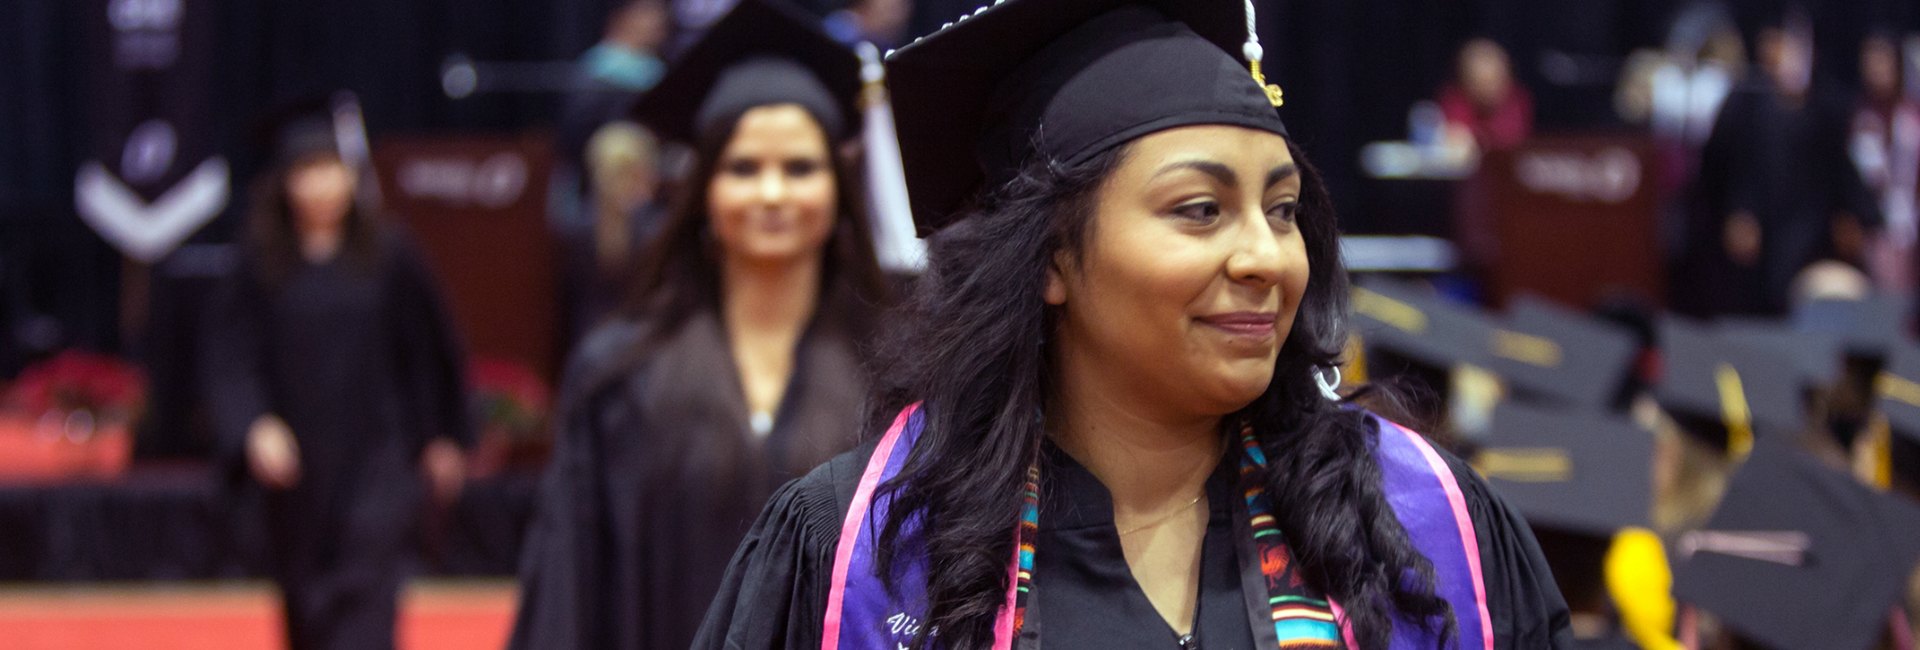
<box><xmin>1342</xmin><ymin>334</ymin><xmax>1368</xmax><ymax>385</ymax></box>
<box><xmin>1249</xmin><ymin>59</ymin><xmax>1284</xmax><ymax>107</ymax></box>
<box><xmin>1855</xmin><ymin>414</ymin><xmax>1894</xmax><ymax>490</ymax></box>
<box><xmin>1606</xmin><ymin>527</ymin><xmax>1683</xmax><ymax>650</ymax></box>
<box><xmin>1714</xmin><ymin>363</ymin><xmax>1753</xmax><ymax>462</ymax></box>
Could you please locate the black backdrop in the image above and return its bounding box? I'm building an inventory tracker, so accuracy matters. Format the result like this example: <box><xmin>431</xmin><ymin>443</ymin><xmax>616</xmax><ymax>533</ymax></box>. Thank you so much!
<box><xmin>2</xmin><ymin>0</ymin><xmax>1916</xmax><ymax>374</ymax></box>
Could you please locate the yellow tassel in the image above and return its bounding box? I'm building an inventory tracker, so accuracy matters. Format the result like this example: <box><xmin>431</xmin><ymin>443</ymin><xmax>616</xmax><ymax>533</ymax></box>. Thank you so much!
<box><xmin>1606</xmin><ymin>527</ymin><xmax>1683</xmax><ymax>650</ymax></box>
<box><xmin>1714</xmin><ymin>363</ymin><xmax>1753</xmax><ymax>462</ymax></box>
<box><xmin>1856</xmin><ymin>415</ymin><xmax>1893</xmax><ymax>490</ymax></box>
<box><xmin>1342</xmin><ymin>334</ymin><xmax>1368</xmax><ymax>385</ymax></box>
<box><xmin>1352</xmin><ymin>287</ymin><xmax>1427</xmax><ymax>334</ymax></box>
<box><xmin>1249</xmin><ymin>59</ymin><xmax>1284</xmax><ymax>107</ymax></box>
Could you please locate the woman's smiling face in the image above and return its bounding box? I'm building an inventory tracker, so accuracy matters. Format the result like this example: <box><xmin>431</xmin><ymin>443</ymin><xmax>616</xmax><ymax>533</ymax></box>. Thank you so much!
<box><xmin>1048</xmin><ymin>125</ymin><xmax>1310</xmax><ymax>418</ymax></box>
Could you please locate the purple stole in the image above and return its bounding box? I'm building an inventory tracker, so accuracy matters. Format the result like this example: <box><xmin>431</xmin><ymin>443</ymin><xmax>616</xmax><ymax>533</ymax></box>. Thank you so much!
<box><xmin>821</xmin><ymin>405</ymin><xmax>1493</xmax><ymax>649</ymax></box>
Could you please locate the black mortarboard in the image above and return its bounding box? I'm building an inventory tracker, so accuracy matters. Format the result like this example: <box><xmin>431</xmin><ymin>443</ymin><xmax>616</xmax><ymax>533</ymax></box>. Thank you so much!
<box><xmin>256</xmin><ymin>93</ymin><xmax>365</xmax><ymax>169</ymax></box>
<box><xmin>631</xmin><ymin>0</ymin><xmax>861</xmax><ymax>144</ymax></box>
<box><xmin>1881</xmin><ymin>342</ymin><xmax>1920</xmax><ymax>443</ymax></box>
<box><xmin>1671</xmin><ymin>445</ymin><xmax>1920</xmax><ymax>650</ymax></box>
<box><xmin>1791</xmin><ymin>294</ymin><xmax>1914</xmax><ymax>359</ymax></box>
<box><xmin>1498</xmin><ymin>295</ymin><xmax>1638</xmax><ymax>411</ymax></box>
<box><xmin>1653</xmin><ymin>317</ymin><xmax>1804</xmax><ymax>452</ymax></box>
<box><xmin>1351</xmin><ymin>280</ymin><xmax>1496</xmax><ymax>371</ymax></box>
<box><xmin>885</xmin><ymin>0</ymin><xmax>1289</xmax><ymax>233</ymax></box>
<box><xmin>1714</xmin><ymin>318</ymin><xmax>1843</xmax><ymax>390</ymax></box>
<box><xmin>1473</xmin><ymin>402</ymin><xmax>1652</xmax><ymax>537</ymax></box>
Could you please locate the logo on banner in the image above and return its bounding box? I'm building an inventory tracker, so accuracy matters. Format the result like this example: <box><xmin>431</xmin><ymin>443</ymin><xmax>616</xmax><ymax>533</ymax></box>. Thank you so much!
<box><xmin>397</xmin><ymin>153</ymin><xmax>530</xmax><ymax>209</ymax></box>
<box><xmin>1515</xmin><ymin>147</ymin><xmax>1641</xmax><ymax>204</ymax></box>
<box><xmin>75</xmin><ymin>158</ymin><xmax>230</xmax><ymax>263</ymax></box>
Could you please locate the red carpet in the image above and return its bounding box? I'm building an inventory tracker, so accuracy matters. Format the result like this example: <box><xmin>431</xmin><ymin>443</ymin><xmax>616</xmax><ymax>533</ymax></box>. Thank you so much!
<box><xmin>0</xmin><ymin>580</ymin><xmax>515</xmax><ymax>650</ymax></box>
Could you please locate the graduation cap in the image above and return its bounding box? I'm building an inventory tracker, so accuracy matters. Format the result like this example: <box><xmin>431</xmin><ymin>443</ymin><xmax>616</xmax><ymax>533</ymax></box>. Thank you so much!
<box><xmin>1350</xmin><ymin>279</ymin><xmax>1496</xmax><ymax>371</ymax></box>
<box><xmin>1671</xmin><ymin>445</ymin><xmax>1920</xmax><ymax>650</ymax></box>
<box><xmin>631</xmin><ymin>0</ymin><xmax>861</xmax><ymax>145</ymax></box>
<box><xmin>254</xmin><ymin>92</ymin><xmax>372</xmax><ymax>170</ymax></box>
<box><xmin>1349</xmin><ymin>280</ymin><xmax>1506</xmax><ymax>440</ymax></box>
<box><xmin>1354</xmin><ymin>283</ymin><xmax>1634</xmax><ymax>409</ymax></box>
<box><xmin>1653</xmin><ymin>317</ymin><xmax>1804</xmax><ymax>456</ymax></box>
<box><xmin>1473</xmin><ymin>402</ymin><xmax>1652</xmax><ymax>537</ymax></box>
<box><xmin>1497</xmin><ymin>295</ymin><xmax>1638</xmax><ymax>411</ymax></box>
<box><xmin>1791</xmin><ymin>295</ymin><xmax>1914</xmax><ymax>360</ymax></box>
<box><xmin>1714</xmin><ymin>318</ymin><xmax>1843</xmax><ymax>391</ymax></box>
<box><xmin>1474</xmin><ymin>402</ymin><xmax>1657</xmax><ymax>627</ymax></box>
<box><xmin>884</xmin><ymin>0</ymin><xmax>1289</xmax><ymax>234</ymax></box>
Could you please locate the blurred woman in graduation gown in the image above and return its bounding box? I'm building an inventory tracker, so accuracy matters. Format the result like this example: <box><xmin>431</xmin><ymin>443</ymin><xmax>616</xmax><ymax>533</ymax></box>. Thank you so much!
<box><xmin>696</xmin><ymin>1</ymin><xmax>1570</xmax><ymax>648</ymax></box>
<box><xmin>201</xmin><ymin>99</ymin><xmax>472</xmax><ymax>650</ymax></box>
<box><xmin>508</xmin><ymin>2</ymin><xmax>891</xmax><ymax>648</ymax></box>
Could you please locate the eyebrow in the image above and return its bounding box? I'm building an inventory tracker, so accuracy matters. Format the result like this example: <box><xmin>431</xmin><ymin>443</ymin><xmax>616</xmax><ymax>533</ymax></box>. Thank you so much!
<box><xmin>1266</xmin><ymin>163</ymin><xmax>1299</xmax><ymax>189</ymax></box>
<box><xmin>1149</xmin><ymin>160</ymin><xmax>1300</xmax><ymax>190</ymax></box>
<box><xmin>1151</xmin><ymin>160</ymin><xmax>1236</xmax><ymax>187</ymax></box>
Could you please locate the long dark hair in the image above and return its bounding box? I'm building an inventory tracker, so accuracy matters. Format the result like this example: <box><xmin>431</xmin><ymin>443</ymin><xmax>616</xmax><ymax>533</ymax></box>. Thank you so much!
<box><xmin>620</xmin><ymin>111</ymin><xmax>890</xmax><ymax>343</ymax></box>
<box><xmin>243</xmin><ymin>155</ymin><xmax>384</xmax><ymax>287</ymax></box>
<box><xmin>868</xmin><ymin>139</ymin><xmax>1454</xmax><ymax>649</ymax></box>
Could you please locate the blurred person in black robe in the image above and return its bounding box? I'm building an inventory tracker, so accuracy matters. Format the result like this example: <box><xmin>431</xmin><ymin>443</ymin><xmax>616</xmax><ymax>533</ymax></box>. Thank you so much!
<box><xmin>200</xmin><ymin>99</ymin><xmax>473</xmax><ymax>650</ymax></box>
<box><xmin>507</xmin><ymin>1</ymin><xmax>891</xmax><ymax>648</ymax></box>
<box><xmin>1674</xmin><ymin>8</ymin><xmax>1880</xmax><ymax>317</ymax></box>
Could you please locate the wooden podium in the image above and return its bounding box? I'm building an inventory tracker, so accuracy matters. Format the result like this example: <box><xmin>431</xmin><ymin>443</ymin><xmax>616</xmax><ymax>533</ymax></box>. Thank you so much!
<box><xmin>372</xmin><ymin>134</ymin><xmax>558</xmax><ymax>380</ymax></box>
<box><xmin>1479</xmin><ymin>135</ymin><xmax>1664</xmax><ymax>309</ymax></box>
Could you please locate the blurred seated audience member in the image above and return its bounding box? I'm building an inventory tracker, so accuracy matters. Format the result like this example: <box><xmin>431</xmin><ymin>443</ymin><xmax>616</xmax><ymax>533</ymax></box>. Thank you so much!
<box><xmin>559</xmin><ymin>121</ymin><xmax>666</xmax><ymax>347</ymax></box>
<box><xmin>1437</xmin><ymin>37</ymin><xmax>1534</xmax><ymax>155</ymax></box>
<box><xmin>580</xmin><ymin>0</ymin><xmax>671</xmax><ymax>92</ymax></box>
<box><xmin>1851</xmin><ymin>29</ymin><xmax>1920</xmax><ymax>293</ymax></box>
<box><xmin>822</xmin><ymin>0</ymin><xmax>911</xmax><ymax>50</ymax></box>
<box><xmin>1648</xmin><ymin>2</ymin><xmax>1744</xmax><ymax>151</ymax></box>
<box><xmin>1614</xmin><ymin>49</ymin><xmax>1665</xmax><ymax>129</ymax></box>
<box><xmin>1438</xmin><ymin>38</ymin><xmax>1534</xmax><ymax>278</ymax></box>
<box><xmin>1673</xmin><ymin>8</ymin><xmax>1879</xmax><ymax>318</ymax></box>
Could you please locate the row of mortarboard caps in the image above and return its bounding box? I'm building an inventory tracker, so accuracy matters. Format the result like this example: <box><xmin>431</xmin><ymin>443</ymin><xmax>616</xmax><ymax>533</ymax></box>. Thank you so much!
<box><xmin>1351</xmin><ymin>278</ymin><xmax>1920</xmax><ymax>650</ymax></box>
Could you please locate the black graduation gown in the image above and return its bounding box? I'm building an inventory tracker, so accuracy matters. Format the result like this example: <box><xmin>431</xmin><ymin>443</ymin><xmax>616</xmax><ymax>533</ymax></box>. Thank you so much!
<box><xmin>200</xmin><ymin>231</ymin><xmax>472</xmax><ymax>650</ymax></box>
<box><xmin>509</xmin><ymin>302</ymin><xmax>870</xmax><ymax>650</ymax></box>
<box><xmin>1674</xmin><ymin>81</ymin><xmax>1879</xmax><ymax>317</ymax></box>
<box><xmin>554</xmin><ymin>203</ymin><xmax>668</xmax><ymax>351</ymax></box>
<box><xmin>694</xmin><ymin>431</ymin><xmax>1573</xmax><ymax>649</ymax></box>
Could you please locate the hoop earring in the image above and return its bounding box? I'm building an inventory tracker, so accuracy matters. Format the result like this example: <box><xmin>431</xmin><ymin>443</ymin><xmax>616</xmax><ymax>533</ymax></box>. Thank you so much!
<box><xmin>1314</xmin><ymin>365</ymin><xmax>1343</xmax><ymax>402</ymax></box>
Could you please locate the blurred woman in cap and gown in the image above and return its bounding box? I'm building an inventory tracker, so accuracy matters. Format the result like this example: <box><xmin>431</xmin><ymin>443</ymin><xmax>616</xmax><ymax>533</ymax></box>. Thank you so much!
<box><xmin>509</xmin><ymin>1</ymin><xmax>890</xmax><ymax>648</ymax></box>
<box><xmin>695</xmin><ymin>1</ymin><xmax>1571</xmax><ymax>648</ymax></box>
<box><xmin>200</xmin><ymin>95</ymin><xmax>473</xmax><ymax>650</ymax></box>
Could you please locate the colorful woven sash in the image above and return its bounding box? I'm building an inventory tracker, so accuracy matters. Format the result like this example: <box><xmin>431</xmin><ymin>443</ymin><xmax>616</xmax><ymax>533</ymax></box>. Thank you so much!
<box><xmin>821</xmin><ymin>405</ymin><xmax>1491</xmax><ymax>649</ymax></box>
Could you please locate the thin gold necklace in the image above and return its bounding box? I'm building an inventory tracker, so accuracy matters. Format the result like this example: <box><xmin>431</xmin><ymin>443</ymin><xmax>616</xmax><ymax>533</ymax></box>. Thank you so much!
<box><xmin>1117</xmin><ymin>494</ymin><xmax>1205</xmax><ymax>537</ymax></box>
